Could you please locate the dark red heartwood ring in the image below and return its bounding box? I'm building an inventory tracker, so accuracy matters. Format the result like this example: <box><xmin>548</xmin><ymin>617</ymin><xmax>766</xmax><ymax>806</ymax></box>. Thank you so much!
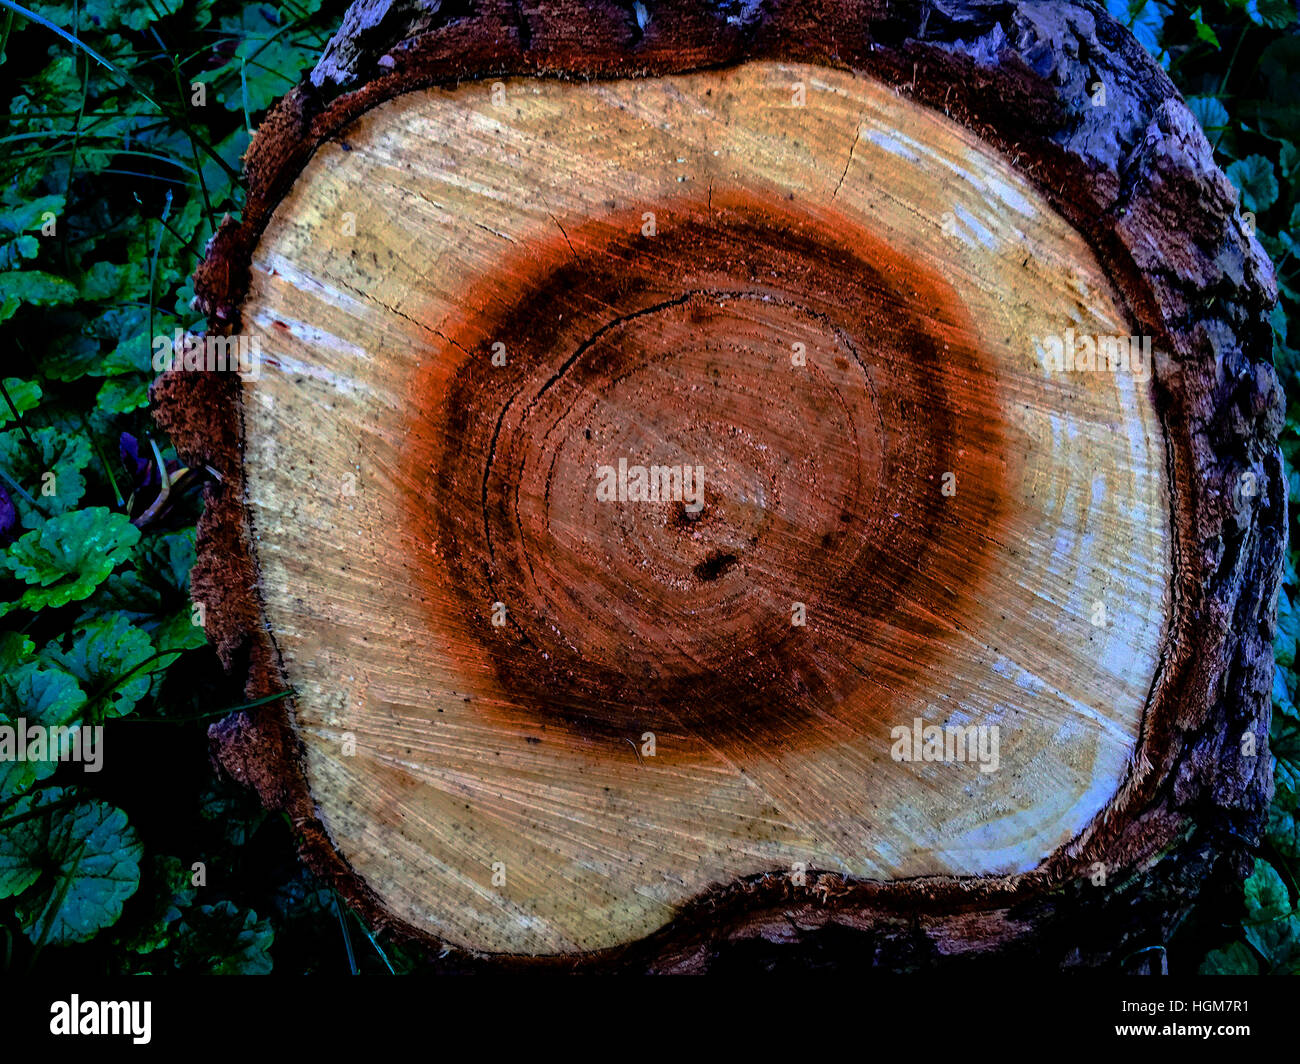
<box><xmin>153</xmin><ymin>0</ymin><xmax>1284</xmax><ymax>970</ymax></box>
<box><xmin>408</xmin><ymin>190</ymin><xmax>1012</xmax><ymax>760</ymax></box>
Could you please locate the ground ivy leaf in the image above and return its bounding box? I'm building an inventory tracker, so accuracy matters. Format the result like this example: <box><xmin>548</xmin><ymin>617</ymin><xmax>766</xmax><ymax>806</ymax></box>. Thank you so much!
<box><xmin>1244</xmin><ymin>858</ymin><xmax>1291</xmax><ymax>922</ymax></box>
<box><xmin>0</xmin><ymin>191</ymin><xmax>64</xmax><ymax>271</ymax></box>
<box><xmin>27</xmin><ymin>0</ymin><xmax>139</xmax><ymax>33</ymax></box>
<box><xmin>0</xmin><ymin>425</ymin><xmax>93</xmax><ymax>529</ymax></box>
<box><xmin>1107</xmin><ymin>0</ymin><xmax>1171</xmax><ymax>65</ymax></box>
<box><xmin>119</xmin><ymin>0</ymin><xmax>184</xmax><ymax>32</ymax></box>
<box><xmin>1198</xmin><ymin>940</ymin><xmax>1259</xmax><ymax>975</ymax></box>
<box><xmin>152</xmin><ymin>611</ymin><xmax>209</xmax><ymax>653</ymax></box>
<box><xmin>1189</xmin><ymin>7</ymin><xmax>1220</xmax><ymax>47</ymax></box>
<box><xmin>0</xmin><ymin>271</ymin><xmax>79</xmax><ymax>323</ymax></box>
<box><xmin>78</xmin><ymin>260</ymin><xmax>147</xmax><ymax>303</ymax></box>
<box><xmin>1239</xmin><ymin>858</ymin><xmax>1300</xmax><ymax>970</ymax></box>
<box><xmin>173</xmin><ymin>901</ymin><xmax>274</xmax><ymax>974</ymax></box>
<box><xmin>1245</xmin><ymin>914</ymin><xmax>1300</xmax><ymax>971</ymax></box>
<box><xmin>1276</xmin><ymin>585</ymin><xmax>1298</xmax><ymax>668</ymax></box>
<box><xmin>0</xmin><ymin>377</ymin><xmax>42</xmax><ymax>425</ymax></box>
<box><xmin>0</xmin><ymin>790</ymin><xmax>52</xmax><ymax>898</ymax></box>
<box><xmin>1270</xmin><ymin>784</ymin><xmax>1300</xmax><ymax>861</ymax></box>
<box><xmin>1254</xmin><ymin>32</ymin><xmax>1300</xmax><ymax>147</ymax></box>
<box><xmin>77</xmin><ymin>529</ymin><xmax>199</xmax><ymax>646</ymax></box>
<box><xmin>38</xmin><ymin>331</ymin><xmax>104</xmax><ymax>383</ymax></box>
<box><xmin>43</xmin><ymin>307</ymin><xmax>158</xmax><ymax>381</ymax></box>
<box><xmin>100</xmin><ymin>326</ymin><xmax>163</xmax><ymax>379</ymax></box>
<box><xmin>1226</xmin><ymin>154</ymin><xmax>1280</xmax><ymax>214</ymax></box>
<box><xmin>1</xmin><ymin>507</ymin><xmax>140</xmax><ymax>615</ymax></box>
<box><xmin>0</xmin><ymin>630</ymin><xmax>34</xmax><ymax>669</ymax></box>
<box><xmin>1273</xmin><ymin>720</ymin><xmax>1300</xmax><ymax>793</ymax></box>
<box><xmin>13</xmin><ymin>790</ymin><xmax>143</xmax><ymax>946</ymax></box>
<box><xmin>1185</xmin><ymin>95</ymin><xmax>1229</xmax><ymax>134</ymax></box>
<box><xmin>96</xmin><ymin>373</ymin><xmax>151</xmax><ymax>415</ymax></box>
<box><xmin>0</xmin><ymin>649</ymin><xmax>87</xmax><ymax>801</ymax></box>
<box><xmin>42</xmin><ymin>614</ymin><xmax>155</xmax><ymax>720</ymax></box>
<box><xmin>1274</xmin><ymin>663</ymin><xmax>1299</xmax><ymax>723</ymax></box>
<box><xmin>115</xmin><ymin>855</ymin><xmax>197</xmax><ymax>955</ymax></box>
<box><xmin>1246</xmin><ymin>0</ymin><xmax>1297</xmax><ymax>28</ymax></box>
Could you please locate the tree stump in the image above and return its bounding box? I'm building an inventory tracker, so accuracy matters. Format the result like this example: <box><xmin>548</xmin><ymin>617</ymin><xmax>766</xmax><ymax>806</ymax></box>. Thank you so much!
<box><xmin>153</xmin><ymin>0</ymin><xmax>1285</xmax><ymax>971</ymax></box>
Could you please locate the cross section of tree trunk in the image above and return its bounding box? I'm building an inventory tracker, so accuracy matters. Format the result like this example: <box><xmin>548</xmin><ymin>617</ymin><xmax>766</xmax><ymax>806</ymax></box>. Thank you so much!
<box><xmin>153</xmin><ymin>0</ymin><xmax>1284</xmax><ymax>970</ymax></box>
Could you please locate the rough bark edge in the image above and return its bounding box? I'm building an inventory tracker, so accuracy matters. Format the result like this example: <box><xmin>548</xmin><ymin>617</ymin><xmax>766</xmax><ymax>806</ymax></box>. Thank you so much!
<box><xmin>149</xmin><ymin>0</ymin><xmax>1285</xmax><ymax>972</ymax></box>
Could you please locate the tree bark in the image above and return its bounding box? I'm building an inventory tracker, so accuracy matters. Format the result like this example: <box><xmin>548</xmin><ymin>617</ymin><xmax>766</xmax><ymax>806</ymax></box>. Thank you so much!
<box><xmin>152</xmin><ymin>0</ymin><xmax>1284</xmax><ymax>971</ymax></box>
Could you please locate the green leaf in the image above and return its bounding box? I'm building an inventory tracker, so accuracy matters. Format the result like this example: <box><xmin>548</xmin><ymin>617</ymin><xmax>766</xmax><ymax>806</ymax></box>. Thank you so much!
<box><xmin>78</xmin><ymin>529</ymin><xmax>203</xmax><ymax>650</ymax></box>
<box><xmin>42</xmin><ymin>614</ymin><xmax>156</xmax><ymax>720</ymax></box>
<box><xmin>38</xmin><ymin>331</ymin><xmax>105</xmax><ymax>383</ymax></box>
<box><xmin>1185</xmin><ymin>95</ymin><xmax>1229</xmax><ymax>134</ymax></box>
<box><xmin>78</xmin><ymin>259</ymin><xmax>147</xmax><ymax>303</ymax></box>
<box><xmin>1</xmin><ymin>507</ymin><xmax>140</xmax><ymax>615</ymax></box>
<box><xmin>1239</xmin><ymin>859</ymin><xmax>1299</xmax><ymax>970</ymax></box>
<box><xmin>1246</xmin><ymin>914</ymin><xmax>1300</xmax><ymax>970</ymax></box>
<box><xmin>1270</xmin><ymin>784</ymin><xmax>1300</xmax><ymax>861</ymax></box>
<box><xmin>0</xmin><ymin>191</ymin><xmax>62</xmax><ymax>270</ymax></box>
<box><xmin>1256</xmin><ymin>39</ymin><xmax>1300</xmax><ymax>145</ymax></box>
<box><xmin>99</xmin><ymin>327</ymin><xmax>163</xmax><ymax>379</ymax></box>
<box><xmin>172</xmin><ymin>901</ymin><xmax>274</xmax><ymax>974</ymax></box>
<box><xmin>43</xmin><ymin>307</ymin><xmax>160</xmax><ymax>381</ymax></box>
<box><xmin>95</xmin><ymin>373</ymin><xmax>151</xmax><ymax>415</ymax></box>
<box><xmin>0</xmin><ymin>377</ymin><xmax>42</xmax><ymax>425</ymax></box>
<box><xmin>1273</xmin><ymin>718</ymin><xmax>1300</xmax><ymax>793</ymax></box>
<box><xmin>120</xmin><ymin>0</ymin><xmax>184</xmax><ymax>32</ymax></box>
<box><xmin>0</xmin><ymin>631</ymin><xmax>35</xmax><ymax>673</ymax></box>
<box><xmin>1189</xmin><ymin>7</ymin><xmax>1220</xmax><ymax>47</ymax></box>
<box><xmin>1275</xmin><ymin>663</ymin><xmax>1299</xmax><ymax>722</ymax></box>
<box><xmin>0</xmin><ymin>192</ymin><xmax>64</xmax><ymax>239</ymax></box>
<box><xmin>1198</xmin><ymin>940</ymin><xmax>1259</xmax><ymax>974</ymax></box>
<box><xmin>1225</xmin><ymin>155</ymin><xmax>1279</xmax><ymax>214</ymax></box>
<box><xmin>27</xmin><ymin>0</ymin><xmax>135</xmax><ymax>33</ymax></box>
<box><xmin>115</xmin><ymin>855</ymin><xmax>197</xmax><ymax>955</ymax></box>
<box><xmin>0</xmin><ymin>425</ymin><xmax>93</xmax><ymax>529</ymax></box>
<box><xmin>1107</xmin><ymin>1</ymin><xmax>1171</xmax><ymax>66</ymax></box>
<box><xmin>196</xmin><ymin>6</ymin><xmax>315</xmax><ymax>120</ymax></box>
<box><xmin>0</xmin><ymin>271</ymin><xmax>78</xmax><ymax>323</ymax></box>
<box><xmin>152</xmin><ymin>610</ymin><xmax>208</xmax><ymax>653</ymax></box>
<box><xmin>1244</xmin><ymin>858</ymin><xmax>1291</xmax><ymax>922</ymax></box>
<box><xmin>197</xmin><ymin>783</ymin><xmax>266</xmax><ymax>849</ymax></box>
<box><xmin>0</xmin><ymin>638</ymin><xmax>87</xmax><ymax>801</ymax></box>
<box><xmin>1276</xmin><ymin>585</ymin><xmax>1299</xmax><ymax>668</ymax></box>
<box><xmin>7</xmin><ymin>789</ymin><xmax>143</xmax><ymax>946</ymax></box>
<box><xmin>1245</xmin><ymin>0</ymin><xmax>1297</xmax><ymax>27</ymax></box>
<box><xmin>0</xmin><ymin>790</ymin><xmax>51</xmax><ymax>898</ymax></box>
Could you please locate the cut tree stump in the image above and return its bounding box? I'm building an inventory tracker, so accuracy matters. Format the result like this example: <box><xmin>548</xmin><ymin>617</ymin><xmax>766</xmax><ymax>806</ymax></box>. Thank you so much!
<box><xmin>153</xmin><ymin>0</ymin><xmax>1285</xmax><ymax>971</ymax></box>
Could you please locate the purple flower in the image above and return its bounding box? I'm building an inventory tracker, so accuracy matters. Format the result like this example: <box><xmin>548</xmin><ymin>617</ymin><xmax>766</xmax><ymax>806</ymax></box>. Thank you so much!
<box><xmin>120</xmin><ymin>432</ymin><xmax>159</xmax><ymax>493</ymax></box>
<box><xmin>0</xmin><ymin>484</ymin><xmax>15</xmax><ymax>547</ymax></box>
